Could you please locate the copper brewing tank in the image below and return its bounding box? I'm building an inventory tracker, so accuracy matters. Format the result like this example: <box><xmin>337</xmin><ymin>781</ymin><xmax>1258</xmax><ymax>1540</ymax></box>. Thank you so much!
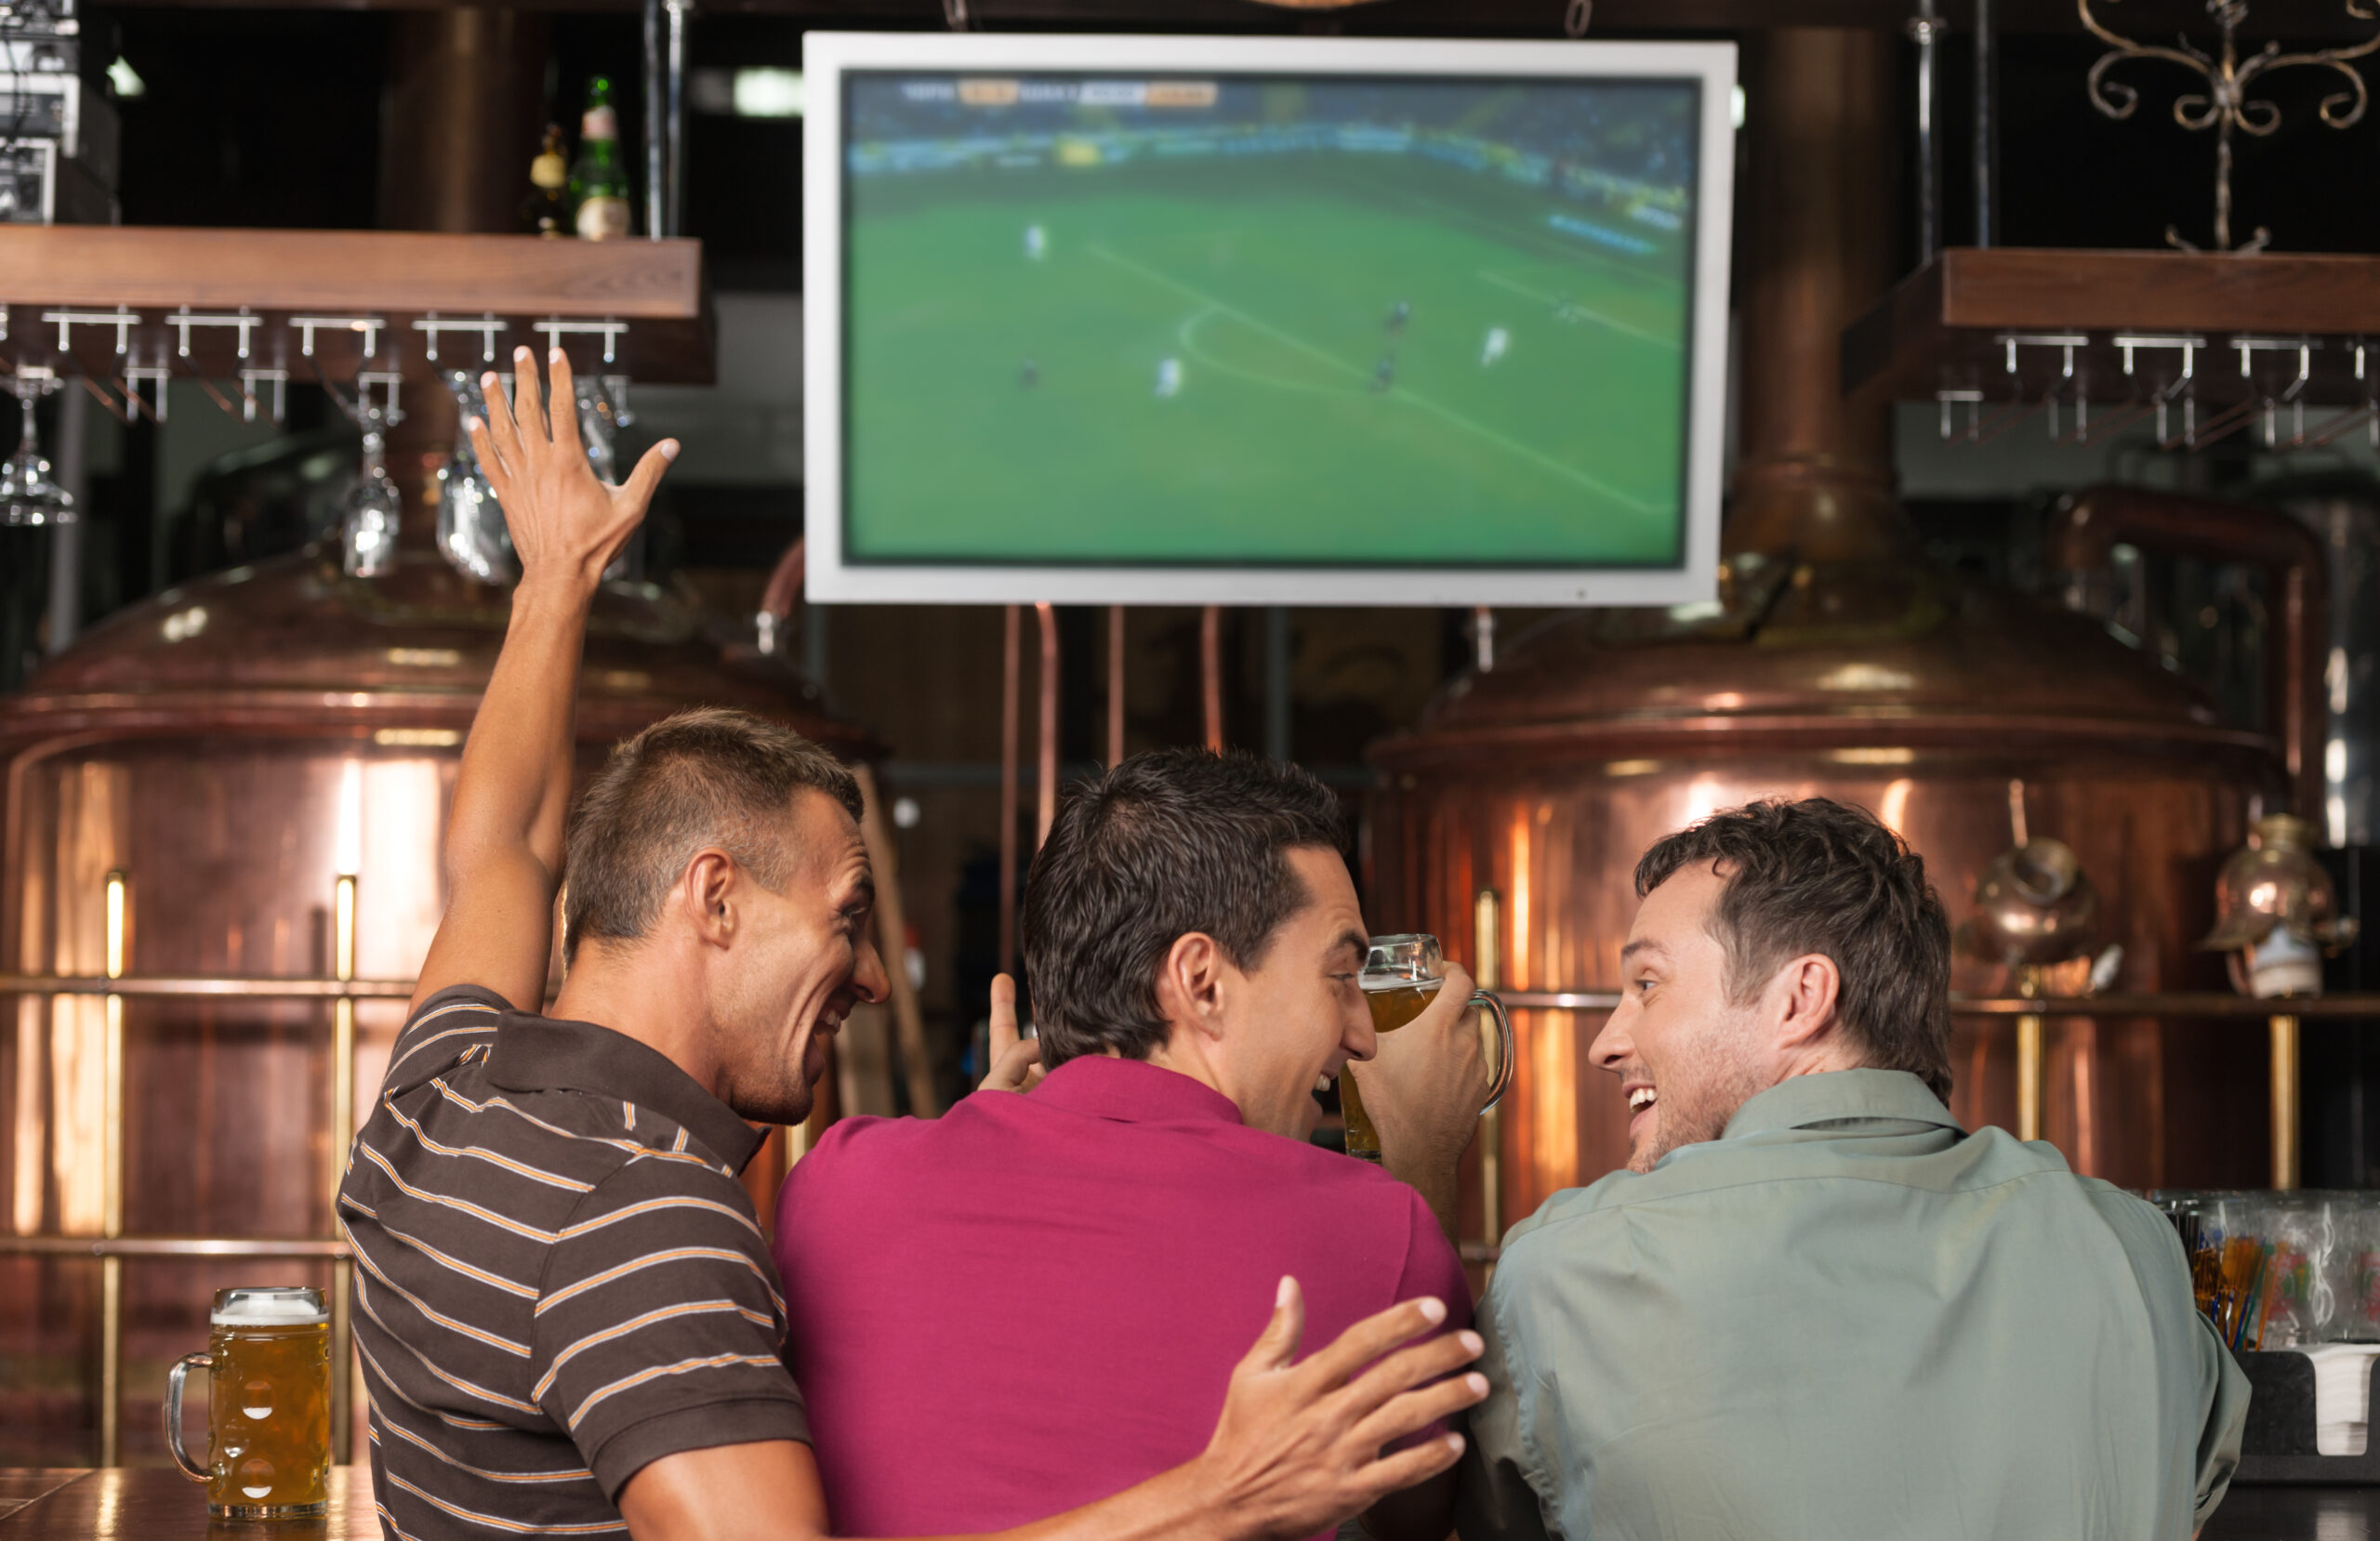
<box><xmin>0</xmin><ymin>547</ymin><xmax>870</xmax><ymax>1466</ymax></box>
<box><xmin>1369</xmin><ymin>548</ymin><xmax>2282</xmax><ymax>1218</ymax></box>
<box><xmin>1368</xmin><ymin>30</ymin><xmax>2291</xmax><ymax>1231</ymax></box>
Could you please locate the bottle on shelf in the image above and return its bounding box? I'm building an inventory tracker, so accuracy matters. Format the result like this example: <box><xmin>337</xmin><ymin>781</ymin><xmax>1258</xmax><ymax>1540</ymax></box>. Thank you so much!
<box><xmin>523</xmin><ymin>124</ymin><xmax>570</xmax><ymax>239</ymax></box>
<box><xmin>568</xmin><ymin>76</ymin><xmax>632</xmax><ymax>241</ymax></box>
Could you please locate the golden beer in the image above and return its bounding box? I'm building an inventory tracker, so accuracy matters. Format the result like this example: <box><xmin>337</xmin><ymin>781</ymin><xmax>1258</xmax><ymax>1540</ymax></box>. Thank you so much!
<box><xmin>166</xmin><ymin>1286</ymin><xmax>332</xmax><ymax>1520</ymax></box>
<box><xmin>1343</xmin><ymin>979</ymin><xmax>1445</xmax><ymax>1160</ymax></box>
<box><xmin>1341</xmin><ymin>933</ymin><xmax>1514</xmax><ymax>1163</ymax></box>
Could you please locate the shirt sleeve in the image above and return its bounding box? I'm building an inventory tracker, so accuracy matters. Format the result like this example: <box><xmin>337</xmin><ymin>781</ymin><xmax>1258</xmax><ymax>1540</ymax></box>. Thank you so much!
<box><xmin>1454</xmin><ymin>1250</ymin><xmax>1558</xmax><ymax>1541</ymax></box>
<box><xmin>380</xmin><ymin>984</ymin><xmax>509</xmax><ymax>1098</ymax></box>
<box><xmin>2190</xmin><ymin>1310</ymin><xmax>2250</xmax><ymax>1530</ymax></box>
<box><xmin>530</xmin><ymin>1152</ymin><xmax>812</xmax><ymax>1499</ymax></box>
<box><xmin>1395</xmin><ymin>1187</ymin><xmax>1474</xmax><ymax>1333</ymax></box>
<box><xmin>1379</xmin><ymin>1187</ymin><xmax>1477</xmax><ymax>1454</ymax></box>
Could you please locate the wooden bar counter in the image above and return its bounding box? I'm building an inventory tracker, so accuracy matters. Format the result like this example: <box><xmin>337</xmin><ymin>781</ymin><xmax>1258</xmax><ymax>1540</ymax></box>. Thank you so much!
<box><xmin>0</xmin><ymin>1468</ymin><xmax>377</xmax><ymax>1537</ymax></box>
<box><xmin>0</xmin><ymin>1467</ymin><xmax>2366</xmax><ymax>1536</ymax></box>
<box><xmin>2205</xmin><ymin>1487</ymin><xmax>2380</xmax><ymax>1539</ymax></box>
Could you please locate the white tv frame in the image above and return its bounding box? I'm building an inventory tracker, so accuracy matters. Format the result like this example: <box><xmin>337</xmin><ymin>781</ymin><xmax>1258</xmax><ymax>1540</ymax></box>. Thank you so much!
<box><xmin>803</xmin><ymin>32</ymin><xmax>1736</xmax><ymax>607</ymax></box>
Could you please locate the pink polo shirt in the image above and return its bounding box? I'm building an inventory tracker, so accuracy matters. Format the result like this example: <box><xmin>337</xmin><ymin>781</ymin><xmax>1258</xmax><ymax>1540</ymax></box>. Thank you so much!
<box><xmin>774</xmin><ymin>1054</ymin><xmax>1470</xmax><ymax>1538</ymax></box>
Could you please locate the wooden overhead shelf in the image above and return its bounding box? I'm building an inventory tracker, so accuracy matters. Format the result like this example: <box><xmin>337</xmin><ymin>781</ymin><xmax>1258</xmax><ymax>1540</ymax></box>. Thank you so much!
<box><xmin>0</xmin><ymin>226</ymin><xmax>714</xmax><ymax>386</ymax></box>
<box><xmin>1844</xmin><ymin>247</ymin><xmax>2380</xmax><ymax>410</ymax></box>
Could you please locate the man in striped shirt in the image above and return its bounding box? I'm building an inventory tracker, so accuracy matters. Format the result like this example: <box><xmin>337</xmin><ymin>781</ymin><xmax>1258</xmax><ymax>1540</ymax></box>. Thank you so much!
<box><xmin>339</xmin><ymin>346</ymin><xmax>1487</xmax><ymax>1541</ymax></box>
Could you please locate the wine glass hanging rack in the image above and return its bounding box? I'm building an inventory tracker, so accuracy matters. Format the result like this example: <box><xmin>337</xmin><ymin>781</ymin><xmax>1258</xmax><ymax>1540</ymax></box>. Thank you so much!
<box><xmin>1843</xmin><ymin>245</ymin><xmax>2380</xmax><ymax>452</ymax></box>
<box><xmin>0</xmin><ymin>225</ymin><xmax>714</xmax><ymax>424</ymax></box>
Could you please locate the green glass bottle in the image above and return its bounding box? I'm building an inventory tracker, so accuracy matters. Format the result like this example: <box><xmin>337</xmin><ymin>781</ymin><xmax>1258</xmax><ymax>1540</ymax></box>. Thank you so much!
<box><xmin>568</xmin><ymin>76</ymin><xmax>632</xmax><ymax>241</ymax></box>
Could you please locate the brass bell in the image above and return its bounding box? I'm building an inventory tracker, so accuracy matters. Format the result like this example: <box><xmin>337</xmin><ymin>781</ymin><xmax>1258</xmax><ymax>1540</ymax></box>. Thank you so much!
<box><xmin>2200</xmin><ymin>813</ymin><xmax>2360</xmax><ymax>999</ymax></box>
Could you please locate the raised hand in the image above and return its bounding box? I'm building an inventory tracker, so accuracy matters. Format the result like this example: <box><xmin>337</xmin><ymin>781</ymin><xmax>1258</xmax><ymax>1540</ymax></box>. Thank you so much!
<box><xmin>980</xmin><ymin>973</ymin><xmax>1046</xmax><ymax>1093</ymax></box>
<box><xmin>467</xmin><ymin>346</ymin><xmax>677</xmax><ymax>593</ymax></box>
<box><xmin>408</xmin><ymin>350</ymin><xmax>680</xmax><ymax>1015</ymax></box>
<box><xmin>1194</xmin><ymin>1278</ymin><xmax>1486</xmax><ymax>1540</ymax></box>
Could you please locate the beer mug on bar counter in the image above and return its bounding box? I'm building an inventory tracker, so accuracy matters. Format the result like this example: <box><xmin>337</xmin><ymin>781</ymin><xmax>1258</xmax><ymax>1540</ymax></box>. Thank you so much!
<box><xmin>164</xmin><ymin>1286</ymin><xmax>332</xmax><ymax>1520</ymax></box>
<box><xmin>1342</xmin><ymin>934</ymin><xmax>1514</xmax><ymax>1163</ymax></box>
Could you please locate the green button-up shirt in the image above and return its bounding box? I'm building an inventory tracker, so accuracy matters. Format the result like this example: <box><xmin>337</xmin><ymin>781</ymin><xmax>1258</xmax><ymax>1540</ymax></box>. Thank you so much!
<box><xmin>1454</xmin><ymin>1069</ymin><xmax>2249</xmax><ymax>1541</ymax></box>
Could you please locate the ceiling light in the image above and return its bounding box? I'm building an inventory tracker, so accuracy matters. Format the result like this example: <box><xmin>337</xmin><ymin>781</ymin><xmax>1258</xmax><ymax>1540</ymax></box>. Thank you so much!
<box><xmin>734</xmin><ymin>69</ymin><xmax>805</xmax><ymax>119</ymax></box>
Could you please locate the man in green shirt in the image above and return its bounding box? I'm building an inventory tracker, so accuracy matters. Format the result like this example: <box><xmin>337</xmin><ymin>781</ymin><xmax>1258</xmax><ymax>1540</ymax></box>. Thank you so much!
<box><xmin>1454</xmin><ymin>797</ymin><xmax>2249</xmax><ymax>1541</ymax></box>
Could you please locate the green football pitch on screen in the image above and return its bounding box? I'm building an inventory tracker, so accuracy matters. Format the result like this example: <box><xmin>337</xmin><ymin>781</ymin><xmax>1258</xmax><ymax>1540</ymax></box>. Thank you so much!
<box><xmin>841</xmin><ymin>86</ymin><xmax>1697</xmax><ymax>569</ymax></box>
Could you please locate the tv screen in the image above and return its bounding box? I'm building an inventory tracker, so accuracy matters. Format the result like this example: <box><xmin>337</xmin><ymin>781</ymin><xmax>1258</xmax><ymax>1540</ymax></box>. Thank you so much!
<box><xmin>805</xmin><ymin>35</ymin><xmax>1735</xmax><ymax>606</ymax></box>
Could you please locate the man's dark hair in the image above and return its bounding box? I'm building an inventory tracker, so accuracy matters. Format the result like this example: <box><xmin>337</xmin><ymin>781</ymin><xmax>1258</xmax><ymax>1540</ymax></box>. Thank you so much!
<box><xmin>1634</xmin><ymin>797</ymin><xmax>1953</xmax><ymax>1100</ymax></box>
<box><xmin>563</xmin><ymin>707</ymin><xmax>862</xmax><ymax>963</ymax></box>
<box><xmin>1024</xmin><ymin>748</ymin><xmax>1347</xmax><ymax>1068</ymax></box>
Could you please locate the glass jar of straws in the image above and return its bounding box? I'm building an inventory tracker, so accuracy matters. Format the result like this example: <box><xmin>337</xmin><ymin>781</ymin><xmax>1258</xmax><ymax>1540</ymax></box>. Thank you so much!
<box><xmin>2152</xmin><ymin>1190</ymin><xmax>2361</xmax><ymax>1350</ymax></box>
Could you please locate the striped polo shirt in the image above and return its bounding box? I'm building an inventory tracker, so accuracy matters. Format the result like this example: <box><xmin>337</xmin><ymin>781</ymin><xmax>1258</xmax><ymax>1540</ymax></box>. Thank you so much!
<box><xmin>339</xmin><ymin>984</ymin><xmax>809</xmax><ymax>1540</ymax></box>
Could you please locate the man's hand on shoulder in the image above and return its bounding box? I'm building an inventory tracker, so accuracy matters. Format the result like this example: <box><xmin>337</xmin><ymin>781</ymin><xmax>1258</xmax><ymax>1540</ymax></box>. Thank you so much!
<box><xmin>1191</xmin><ymin>1278</ymin><xmax>1482</xmax><ymax>1541</ymax></box>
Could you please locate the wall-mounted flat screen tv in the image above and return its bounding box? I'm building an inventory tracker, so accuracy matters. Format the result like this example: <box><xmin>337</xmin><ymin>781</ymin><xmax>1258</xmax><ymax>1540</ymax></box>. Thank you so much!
<box><xmin>804</xmin><ymin>33</ymin><xmax>1735</xmax><ymax>606</ymax></box>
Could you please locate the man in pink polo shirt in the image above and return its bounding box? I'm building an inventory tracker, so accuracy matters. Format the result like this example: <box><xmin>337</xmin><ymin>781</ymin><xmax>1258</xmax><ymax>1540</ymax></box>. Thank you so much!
<box><xmin>775</xmin><ymin>750</ymin><xmax>1492</xmax><ymax>1541</ymax></box>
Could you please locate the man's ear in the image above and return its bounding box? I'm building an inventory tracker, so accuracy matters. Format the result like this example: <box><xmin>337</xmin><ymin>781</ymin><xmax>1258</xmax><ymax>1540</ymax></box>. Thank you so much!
<box><xmin>1152</xmin><ymin>931</ymin><xmax>1228</xmax><ymax>1043</ymax></box>
<box><xmin>1770</xmin><ymin>953</ymin><xmax>1842</xmax><ymax>1053</ymax></box>
<box><xmin>683</xmin><ymin>850</ymin><xmax>739</xmax><ymax>949</ymax></box>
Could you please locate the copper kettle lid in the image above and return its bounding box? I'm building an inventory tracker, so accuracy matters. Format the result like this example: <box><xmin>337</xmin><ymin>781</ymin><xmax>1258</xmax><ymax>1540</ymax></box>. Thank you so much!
<box><xmin>1376</xmin><ymin>545</ymin><xmax>2252</xmax><ymax>769</ymax></box>
<box><xmin>0</xmin><ymin>547</ymin><xmax>877</xmax><ymax>754</ymax></box>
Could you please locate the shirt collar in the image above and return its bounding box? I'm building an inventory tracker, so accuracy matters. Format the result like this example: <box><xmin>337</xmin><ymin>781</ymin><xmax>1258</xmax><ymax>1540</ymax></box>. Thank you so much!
<box><xmin>1720</xmin><ymin>1068</ymin><xmax>1962</xmax><ymax>1141</ymax></box>
<box><xmin>484</xmin><ymin>1016</ymin><xmax>765</xmax><ymax>1174</ymax></box>
<box><xmin>1031</xmin><ymin>1054</ymin><xmax>1246</xmax><ymax>1126</ymax></box>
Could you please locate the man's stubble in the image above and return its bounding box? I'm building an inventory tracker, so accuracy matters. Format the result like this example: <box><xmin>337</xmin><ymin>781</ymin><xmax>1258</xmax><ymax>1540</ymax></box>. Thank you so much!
<box><xmin>1629</xmin><ymin>1012</ymin><xmax>1770</xmax><ymax>1174</ymax></box>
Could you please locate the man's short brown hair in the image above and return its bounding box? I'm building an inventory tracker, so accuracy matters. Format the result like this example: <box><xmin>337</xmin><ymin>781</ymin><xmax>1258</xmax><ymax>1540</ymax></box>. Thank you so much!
<box><xmin>563</xmin><ymin>707</ymin><xmax>862</xmax><ymax>962</ymax></box>
<box><xmin>1634</xmin><ymin>797</ymin><xmax>1954</xmax><ymax>1100</ymax></box>
<box><xmin>1024</xmin><ymin>748</ymin><xmax>1346</xmax><ymax>1069</ymax></box>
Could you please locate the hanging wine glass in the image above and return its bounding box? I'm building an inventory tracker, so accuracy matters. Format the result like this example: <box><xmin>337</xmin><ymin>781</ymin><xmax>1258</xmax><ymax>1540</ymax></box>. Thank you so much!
<box><xmin>341</xmin><ymin>405</ymin><xmax>402</xmax><ymax>578</ymax></box>
<box><xmin>2</xmin><ymin>369</ymin><xmax>75</xmax><ymax>528</ymax></box>
<box><xmin>435</xmin><ymin>370</ymin><xmax>516</xmax><ymax>584</ymax></box>
<box><xmin>575</xmin><ymin>373</ymin><xmax>619</xmax><ymax>484</ymax></box>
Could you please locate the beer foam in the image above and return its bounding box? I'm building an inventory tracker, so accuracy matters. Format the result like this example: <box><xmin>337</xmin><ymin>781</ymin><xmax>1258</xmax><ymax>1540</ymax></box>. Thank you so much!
<box><xmin>213</xmin><ymin>1288</ymin><xmax>328</xmax><ymax>1326</ymax></box>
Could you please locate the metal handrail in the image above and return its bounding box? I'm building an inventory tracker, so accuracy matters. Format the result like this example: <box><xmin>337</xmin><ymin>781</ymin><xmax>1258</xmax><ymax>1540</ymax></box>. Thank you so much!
<box><xmin>0</xmin><ymin>1235</ymin><xmax>352</xmax><ymax>1258</ymax></box>
<box><xmin>0</xmin><ymin>975</ymin><xmax>413</xmax><ymax>998</ymax></box>
<box><xmin>1499</xmin><ymin>989</ymin><xmax>2380</xmax><ymax>1018</ymax></box>
<box><xmin>20</xmin><ymin>978</ymin><xmax>2380</xmax><ymax>1018</ymax></box>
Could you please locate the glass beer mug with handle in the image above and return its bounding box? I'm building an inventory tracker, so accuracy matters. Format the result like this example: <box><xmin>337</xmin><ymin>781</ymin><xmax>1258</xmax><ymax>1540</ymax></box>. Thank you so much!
<box><xmin>165</xmin><ymin>1287</ymin><xmax>333</xmax><ymax>1520</ymax></box>
<box><xmin>1342</xmin><ymin>934</ymin><xmax>1515</xmax><ymax>1163</ymax></box>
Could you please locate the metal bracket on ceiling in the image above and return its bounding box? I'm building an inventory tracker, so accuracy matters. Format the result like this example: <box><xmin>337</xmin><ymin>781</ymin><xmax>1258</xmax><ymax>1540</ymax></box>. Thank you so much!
<box><xmin>2114</xmin><ymin>333</ymin><xmax>2205</xmax><ymax>382</ymax></box>
<box><xmin>168</xmin><ymin>306</ymin><xmax>260</xmax><ymax>362</ymax></box>
<box><xmin>293</xmin><ymin>316</ymin><xmax>386</xmax><ymax>361</ymax></box>
<box><xmin>122</xmin><ymin>363</ymin><xmax>169</xmax><ymax>423</ymax></box>
<box><xmin>238</xmin><ymin>367</ymin><xmax>288</xmax><ymax>426</ymax></box>
<box><xmin>2231</xmin><ymin>334</ymin><xmax>2318</xmax><ymax>383</ymax></box>
<box><xmin>1998</xmin><ymin>332</ymin><xmax>2090</xmax><ymax>379</ymax></box>
<box><xmin>414</xmin><ymin>314</ymin><xmax>507</xmax><ymax>365</ymax></box>
<box><xmin>45</xmin><ymin>306</ymin><xmax>137</xmax><ymax>357</ymax></box>
<box><xmin>532</xmin><ymin>317</ymin><xmax>629</xmax><ymax>366</ymax></box>
<box><xmin>356</xmin><ymin>370</ymin><xmax>404</xmax><ymax>426</ymax></box>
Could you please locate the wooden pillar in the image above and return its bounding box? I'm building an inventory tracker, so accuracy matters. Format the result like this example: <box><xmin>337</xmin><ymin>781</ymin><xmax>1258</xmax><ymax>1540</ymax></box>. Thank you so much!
<box><xmin>376</xmin><ymin>11</ymin><xmax>551</xmax><ymax>534</ymax></box>
<box><xmin>1727</xmin><ymin>28</ymin><xmax>1906</xmax><ymax>563</ymax></box>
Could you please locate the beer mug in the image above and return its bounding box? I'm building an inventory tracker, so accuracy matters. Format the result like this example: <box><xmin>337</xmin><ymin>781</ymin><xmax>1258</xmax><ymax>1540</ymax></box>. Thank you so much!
<box><xmin>164</xmin><ymin>1286</ymin><xmax>332</xmax><ymax>1520</ymax></box>
<box><xmin>1342</xmin><ymin>934</ymin><xmax>1514</xmax><ymax>1162</ymax></box>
